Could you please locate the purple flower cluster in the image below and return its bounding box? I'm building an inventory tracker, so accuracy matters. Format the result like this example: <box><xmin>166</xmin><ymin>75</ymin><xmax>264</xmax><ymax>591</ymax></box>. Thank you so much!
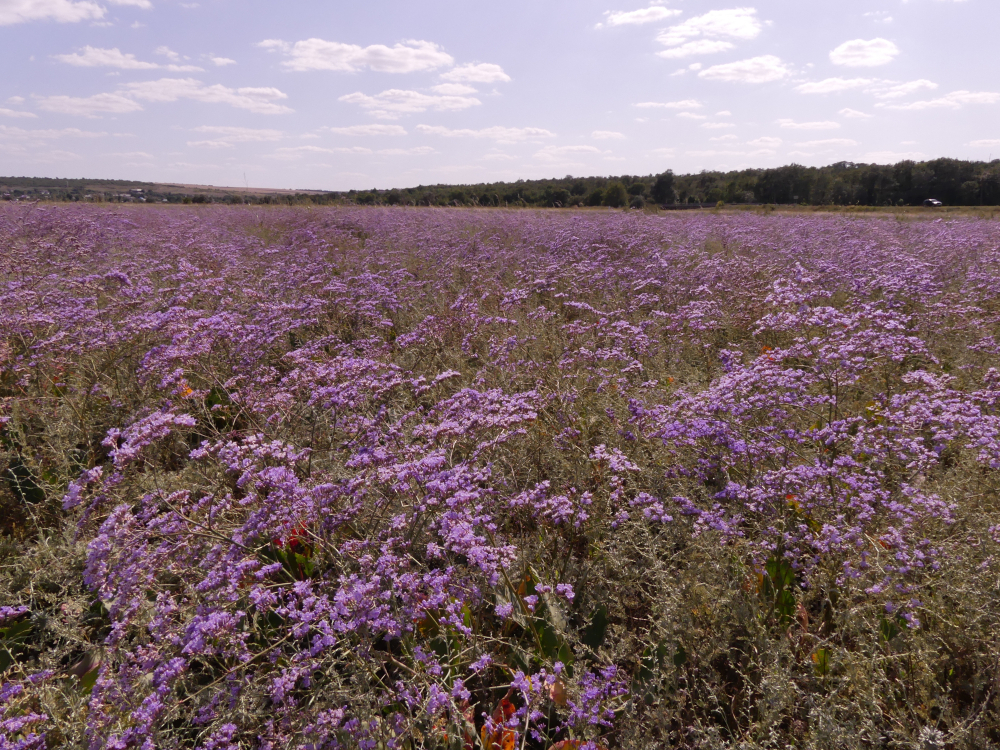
<box><xmin>3</xmin><ymin>204</ymin><xmax>1000</xmax><ymax>747</ymax></box>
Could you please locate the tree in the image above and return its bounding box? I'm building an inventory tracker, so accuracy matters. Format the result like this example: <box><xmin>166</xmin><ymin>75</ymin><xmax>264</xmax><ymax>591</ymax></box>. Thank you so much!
<box><xmin>603</xmin><ymin>181</ymin><xmax>628</xmax><ymax>208</ymax></box>
<box><xmin>585</xmin><ymin>188</ymin><xmax>605</xmax><ymax>207</ymax></box>
<box><xmin>650</xmin><ymin>171</ymin><xmax>675</xmax><ymax>204</ymax></box>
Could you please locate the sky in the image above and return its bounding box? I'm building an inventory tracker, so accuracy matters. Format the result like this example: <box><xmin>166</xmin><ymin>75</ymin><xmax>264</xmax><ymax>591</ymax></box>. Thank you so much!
<box><xmin>1</xmin><ymin>0</ymin><xmax>998</xmax><ymax>191</ymax></box>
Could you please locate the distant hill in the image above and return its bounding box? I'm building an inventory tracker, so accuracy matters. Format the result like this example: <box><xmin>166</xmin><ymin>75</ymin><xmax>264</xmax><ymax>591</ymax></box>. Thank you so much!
<box><xmin>4</xmin><ymin>156</ymin><xmax>1000</xmax><ymax>207</ymax></box>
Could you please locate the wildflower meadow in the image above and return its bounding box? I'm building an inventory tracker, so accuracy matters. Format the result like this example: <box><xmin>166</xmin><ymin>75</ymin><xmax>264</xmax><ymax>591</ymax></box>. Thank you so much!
<box><xmin>3</xmin><ymin>204</ymin><xmax>1000</xmax><ymax>749</ymax></box>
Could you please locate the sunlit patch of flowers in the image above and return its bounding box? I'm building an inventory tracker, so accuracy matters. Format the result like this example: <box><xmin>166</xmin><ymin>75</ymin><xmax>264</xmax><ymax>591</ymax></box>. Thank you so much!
<box><xmin>3</xmin><ymin>205</ymin><xmax>1000</xmax><ymax>748</ymax></box>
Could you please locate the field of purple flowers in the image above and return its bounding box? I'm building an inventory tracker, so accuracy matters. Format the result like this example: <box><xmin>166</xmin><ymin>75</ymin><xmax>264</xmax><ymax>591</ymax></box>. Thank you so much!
<box><xmin>3</xmin><ymin>205</ymin><xmax>1000</xmax><ymax>749</ymax></box>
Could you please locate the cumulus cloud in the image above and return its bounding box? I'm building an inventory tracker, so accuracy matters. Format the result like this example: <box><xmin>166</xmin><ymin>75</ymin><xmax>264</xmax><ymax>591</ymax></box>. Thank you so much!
<box><xmin>339</xmin><ymin>88</ymin><xmax>480</xmax><ymax>119</ymax></box>
<box><xmin>795</xmin><ymin>77</ymin><xmax>875</xmax><ymax>94</ymax></box>
<box><xmin>439</xmin><ymin>63</ymin><xmax>511</xmax><ymax>83</ymax></box>
<box><xmin>269</xmin><ymin>144</ymin><xmax>434</xmax><ymax>159</ymax></box>
<box><xmin>701</xmin><ymin>122</ymin><xmax>736</xmax><ymax>129</ymax></box>
<box><xmin>260</xmin><ymin>38</ymin><xmax>453</xmax><ymax>73</ymax></box>
<box><xmin>859</xmin><ymin>150</ymin><xmax>927</xmax><ymax>163</ymax></box>
<box><xmin>0</xmin><ymin>0</ymin><xmax>151</xmax><ymax>25</ymax></box>
<box><xmin>656</xmin><ymin>39</ymin><xmax>734</xmax><ymax>58</ymax></box>
<box><xmin>698</xmin><ymin>55</ymin><xmax>791</xmax><ymax>83</ymax></box>
<box><xmin>37</xmin><ymin>78</ymin><xmax>292</xmax><ymax>117</ymax></box>
<box><xmin>634</xmin><ymin>99</ymin><xmax>701</xmax><ymax>109</ymax></box>
<box><xmin>880</xmin><ymin>90</ymin><xmax>1000</xmax><ymax>110</ymax></box>
<box><xmin>53</xmin><ymin>46</ymin><xmax>202</xmax><ymax>71</ymax></box>
<box><xmin>657</xmin><ymin>8</ymin><xmax>763</xmax><ymax>47</ymax></box>
<box><xmin>415</xmin><ymin>124</ymin><xmax>555</xmax><ymax>142</ymax></box>
<box><xmin>186</xmin><ymin>125</ymin><xmax>283</xmax><ymax>147</ymax></box>
<box><xmin>776</xmin><ymin>118</ymin><xmax>840</xmax><ymax>130</ymax></box>
<box><xmin>326</xmin><ymin>124</ymin><xmax>407</xmax><ymax>136</ymax></box>
<box><xmin>0</xmin><ymin>124</ymin><xmax>108</xmax><ymax>143</ymax></box>
<box><xmin>534</xmin><ymin>144</ymin><xmax>605</xmax><ymax>162</ymax></box>
<box><xmin>839</xmin><ymin>108</ymin><xmax>872</xmax><ymax>118</ymax></box>
<box><xmin>35</xmin><ymin>92</ymin><xmax>144</xmax><ymax>117</ymax></box>
<box><xmin>968</xmin><ymin>139</ymin><xmax>1000</xmax><ymax>148</ymax></box>
<box><xmin>829</xmin><ymin>38</ymin><xmax>899</xmax><ymax>67</ymax></box>
<box><xmin>430</xmin><ymin>83</ymin><xmax>478</xmax><ymax>95</ymax></box>
<box><xmin>601</xmin><ymin>6</ymin><xmax>681</xmax><ymax>27</ymax></box>
<box><xmin>122</xmin><ymin>78</ymin><xmax>292</xmax><ymax>114</ymax></box>
<box><xmin>592</xmin><ymin>130</ymin><xmax>625</xmax><ymax>139</ymax></box>
<box><xmin>746</xmin><ymin>136</ymin><xmax>782</xmax><ymax>147</ymax></box>
<box><xmin>0</xmin><ymin>107</ymin><xmax>37</xmax><ymax>118</ymax></box>
<box><xmin>0</xmin><ymin>0</ymin><xmax>105</xmax><ymax>25</ymax></box>
<box><xmin>677</xmin><ymin>112</ymin><xmax>707</xmax><ymax>120</ymax></box>
<box><xmin>210</xmin><ymin>56</ymin><xmax>236</xmax><ymax>66</ymax></box>
<box><xmin>874</xmin><ymin>79</ymin><xmax>936</xmax><ymax>99</ymax></box>
<box><xmin>795</xmin><ymin>138</ymin><xmax>859</xmax><ymax>147</ymax></box>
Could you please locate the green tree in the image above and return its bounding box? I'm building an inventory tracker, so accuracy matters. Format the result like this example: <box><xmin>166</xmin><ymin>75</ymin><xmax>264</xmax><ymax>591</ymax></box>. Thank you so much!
<box><xmin>603</xmin><ymin>181</ymin><xmax>628</xmax><ymax>208</ymax></box>
<box><xmin>650</xmin><ymin>171</ymin><xmax>675</xmax><ymax>203</ymax></box>
<box><xmin>585</xmin><ymin>188</ymin><xmax>605</xmax><ymax>207</ymax></box>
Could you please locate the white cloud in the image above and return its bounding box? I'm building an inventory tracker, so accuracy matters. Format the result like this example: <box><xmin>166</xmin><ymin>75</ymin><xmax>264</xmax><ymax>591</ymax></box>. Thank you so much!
<box><xmin>656</xmin><ymin>39</ymin><xmax>734</xmax><ymax>58</ymax></box>
<box><xmin>746</xmin><ymin>136</ymin><xmax>782</xmax><ymax>147</ymax></box>
<box><xmin>699</xmin><ymin>55</ymin><xmax>791</xmax><ymax>84</ymax></box>
<box><xmin>534</xmin><ymin>144</ymin><xmax>604</xmax><ymax>162</ymax></box>
<box><xmin>210</xmin><ymin>56</ymin><xmax>236</xmax><ymax>67</ymax></box>
<box><xmin>859</xmin><ymin>150</ymin><xmax>927</xmax><ymax>163</ymax></box>
<box><xmin>430</xmin><ymin>83</ymin><xmax>478</xmax><ymax>95</ymax></box>
<box><xmin>795</xmin><ymin>77</ymin><xmax>875</xmax><ymax>94</ymax></box>
<box><xmin>339</xmin><ymin>88</ymin><xmax>479</xmax><ymax>119</ymax></box>
<box><xmin>53</xmin><ymin>45</ymin><xmax>202</xmax><ymax>71</ymax></box>
<box><xmin>657</xmin><ymin>8</ymin><xmax>763</xmax><ymax>47</ymax></box>
<box><xmin>603</xmin><ymin>6</ymin><xmax>681</xmax><ymax>26</ymax></box>
<box><xmin>968</xmin><ymin>139</ymin><xmax>1000</xmax><ymax>148</ymax></box>
<box><xmin>880</xmin><ymin>90</ymin><xmax>1000</xmax><ymax>110</ymax></box>
<box><xmin>439</xmin><ymin>62</ymin><xmax>510</xmax><ymax>83</ymax></box>
<box><xmin>377</xmin><ymin>146</ymin><xmax>435</xmax><ymax>156</ymax></box>
<box><xmin>155</xmin><ymin>45</ymin><xmax>180</xmax><ymax>61</ymax></box>
<box><xmin>0</xmin><ymin>124</ymin><xmax>108</xmax><ymax>142</ymax></box>
<box><xmin>0</xmin><ymin>107</ymin><xmax>36</xmax><ymax>118</ymax></box>
<box><xmin>829</xmin><ymin>38</ymin><xmax>899</xmax><ymax>67</ymax></box>
<box><xmin>0</xmin><ymin>0</ymin><xmax>104</xmax><ymax>25</ymax></box>
<box><xmin>839</xmin><ymin>108</ymin><xmax>872</xmax><ymax>118</ymax></box>
<box><xmin>716</xmin><ymin>110</ymin><xmax>731</xmax><ymax>116</ymax></box>
<box><xmin>7</xmin><ymin>96</ymin><xmax>25</xmax><ymax>104</ymax></box>
<box><xmin>35</xmin><ymin>92</ymin><xmax>143</xmax><ymax>117</ymax></box>
<box><xmin>776</xmin><ymin>118</ymin><xmax>840</xmax><ymax>130</ymax></box>
<box><xmin>872</xmin><ymin>79</ymin><xmax>936</xmax><ymax>99</ymax></box>
<box><xmin>122</xmin><ymin>78</ymin><xmax>292</xmax><ymax>114</ymax></box>
<box><xmin>262</xmin><ymin>38</ymin><xmax>453</xmax><ymax>73</ymax></box>
<box><xmin>187</xmin><ymin>125</ymin><xmax>282</xmax><ymax>147</ymax></box>
<box><xmin>326</xmin><ymin>124</ymin><xmax>407</xmax><ymax>136</ymax></box>
<box><xmin>592</xmin><ymin>130</ymin><xmax>625</xmax><ymax>139</ymax></box>
<box><xmin>271</xmin><ymin>145</ymin><xmax>372</xmax><ymax>158</ymax></box>
<box><xmin>415</xmin><ymin>124</ymin><xmax>555</xmax><ymax>142</ymax></box>
<box><xmin>795</xmin><ymin>138</ymin><xmax>858</xmax><ymax>147</ymax></box>
<box><xmin>677</xmin><ymin>112</ymin><xmax>707</xmax><ymax>120</ymax></box>
<box><xmin>270</xmin><ymin>144</ymin><xmax>434</xmax><ymax>160</ymax></box>
<box><xmin>702</xmin><ymin>122</ymin><xmax>736</xmax><ymax>129</ymax></box>
<box><xmin>710</xmin><ymin>133</ymin><xmax>739</xmax><ymax>142</ymax></box>
<box><xmin>108</xmin><ymin>0</ymin><xmax>151</xmax><ymax>6</ymax></box>
<box><xmin>634</xmin><ymin>99</ymin><xmax>702</xmax><ymax>109</ymax></box>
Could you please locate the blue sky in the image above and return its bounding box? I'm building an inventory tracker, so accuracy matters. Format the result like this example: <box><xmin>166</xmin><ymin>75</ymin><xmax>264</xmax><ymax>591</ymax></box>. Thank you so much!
<box><xmin>1</xmin><ymin>0</ymin><xmax>997</xmax><ymax>190</ymax></box>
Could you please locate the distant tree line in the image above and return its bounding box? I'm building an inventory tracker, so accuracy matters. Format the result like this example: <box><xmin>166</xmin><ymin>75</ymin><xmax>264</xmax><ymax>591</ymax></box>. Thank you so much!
<box><xmin>4</xmin><ymin>157</ymin><xmax>1000</xmax><ymax>208</ymax></box>
<box><xmin>346</xmin><ymin>158</ymin><xmax>1000</xmax><ymax>208</ymax></box>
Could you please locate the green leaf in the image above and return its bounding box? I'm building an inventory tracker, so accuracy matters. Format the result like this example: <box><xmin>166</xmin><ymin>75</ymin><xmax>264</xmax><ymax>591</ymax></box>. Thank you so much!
<box><xmin>581</xmin><ymin>604</ymin><xmax>609</xmax><ymax>650</ymax></box>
